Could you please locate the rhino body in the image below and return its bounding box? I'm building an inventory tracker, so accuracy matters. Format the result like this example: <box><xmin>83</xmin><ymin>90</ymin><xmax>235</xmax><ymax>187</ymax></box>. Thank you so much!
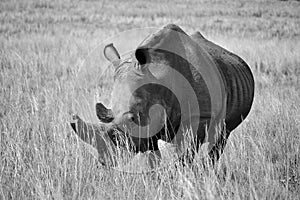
<box><xmin>71</xmin><ymin>24</ymin><xmax>254</xmax><ymax>168</ymax></box>
<box><xmin>188</xmin><ymin>31</ymin><xmax>255</xmax><ymax>160</ymax></box>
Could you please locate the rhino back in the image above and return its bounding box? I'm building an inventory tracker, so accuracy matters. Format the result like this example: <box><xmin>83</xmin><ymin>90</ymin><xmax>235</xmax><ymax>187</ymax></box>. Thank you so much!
<box><xmin>191</xmin><ymin>32</ymin><xmax>255</xmax><ymax>132</ymax></box>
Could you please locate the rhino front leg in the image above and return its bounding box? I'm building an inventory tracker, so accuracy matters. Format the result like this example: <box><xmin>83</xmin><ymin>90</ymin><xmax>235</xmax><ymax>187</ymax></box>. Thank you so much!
<box><xmin>70</xmin><ymin>114</ymin><xmax>116</xmax><ymax>165</ymax></box>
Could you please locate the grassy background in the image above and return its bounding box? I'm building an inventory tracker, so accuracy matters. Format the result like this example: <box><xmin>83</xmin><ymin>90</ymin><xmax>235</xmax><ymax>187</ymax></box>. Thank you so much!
<box><xmin>1</xmin><ymin>0</ymin><xmax>300</xmax><ymax>199</ymax></box>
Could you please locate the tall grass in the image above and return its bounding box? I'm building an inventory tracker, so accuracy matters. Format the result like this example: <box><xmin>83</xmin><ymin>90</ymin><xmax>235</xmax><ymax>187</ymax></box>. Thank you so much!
<box><xmin>1</xmin><ymin>0</ymin><xmax>299</xmax><ymax>199</ymax></box>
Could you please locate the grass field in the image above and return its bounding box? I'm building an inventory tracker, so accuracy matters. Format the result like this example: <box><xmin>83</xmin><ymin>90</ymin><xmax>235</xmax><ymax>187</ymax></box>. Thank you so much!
<box><xmin>1</xmin><ymin>0</ymin><xmax>300</xmax><ymax>199</ymax></box>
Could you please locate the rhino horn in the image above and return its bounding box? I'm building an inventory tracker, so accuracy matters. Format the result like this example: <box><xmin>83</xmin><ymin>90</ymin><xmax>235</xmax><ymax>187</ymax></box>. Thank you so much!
<box><xmin>70</xmin><ymin>114</ymin><xmax>117</xmax><ymax>165</ymax></box>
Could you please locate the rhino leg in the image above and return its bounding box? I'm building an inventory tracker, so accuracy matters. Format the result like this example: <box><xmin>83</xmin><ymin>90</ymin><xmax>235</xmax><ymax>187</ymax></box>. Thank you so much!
<box><xmin>115</xmin><ymin>150</ymin><xmax>161</xmax><ymax>173</ymax></box>
<box><xmin>117</xmin><ymin>141</ymin><xmax>183</xmax><ymax>173</ymax></box>
<box><xmin>208</xmin><ymin>129</ymin><xmax>231</xmax><ymax>165</ymax></box>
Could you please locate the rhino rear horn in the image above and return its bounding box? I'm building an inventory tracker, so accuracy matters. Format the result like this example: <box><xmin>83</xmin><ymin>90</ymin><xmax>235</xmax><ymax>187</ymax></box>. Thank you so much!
<box><xmin>96</xmin><ymin>103</ymin><xmax>114</xmax><ymax>123</ymax></box>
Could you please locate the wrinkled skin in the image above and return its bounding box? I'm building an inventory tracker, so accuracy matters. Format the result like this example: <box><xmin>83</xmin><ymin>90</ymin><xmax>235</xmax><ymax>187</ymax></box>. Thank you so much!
<box><xmin>71</xmin><ymin>24</ymin><xmax>255</xmax><ymax>168</ymax></box>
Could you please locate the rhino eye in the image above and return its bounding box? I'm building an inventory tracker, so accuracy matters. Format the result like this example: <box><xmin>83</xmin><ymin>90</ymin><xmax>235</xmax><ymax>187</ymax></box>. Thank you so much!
<box><xmin>129</xmin><ymin>115</ymin><xmax>135</xmax><ymax>122</ymax></box>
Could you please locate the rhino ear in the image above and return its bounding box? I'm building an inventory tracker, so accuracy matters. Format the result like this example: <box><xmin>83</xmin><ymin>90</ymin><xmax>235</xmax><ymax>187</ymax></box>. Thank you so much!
<box><xmin>135</xmin><ymin>24</ymin><xmax>187</xmax><ymax>67</ymax></box>
<box><xmin>103</xmin><ymin>43</ymin><xmax>121</xmax><ymax>67</ymax></box>
<box><xmin>135</xmin><ymin>48</ymin><xmax>149</xmax><ymax>65</ymax></box>
<box><xmin>134</xmin><ymin>48</ymin><xmax>156</xmax><ymax>75</ymax></box>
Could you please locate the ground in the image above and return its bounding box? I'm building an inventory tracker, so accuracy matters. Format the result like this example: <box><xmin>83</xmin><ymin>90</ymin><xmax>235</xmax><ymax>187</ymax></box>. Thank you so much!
<box><xmin>0</xmin><ymin>0</ymin><xmax>300</xmax><ymax>199</ymax></box>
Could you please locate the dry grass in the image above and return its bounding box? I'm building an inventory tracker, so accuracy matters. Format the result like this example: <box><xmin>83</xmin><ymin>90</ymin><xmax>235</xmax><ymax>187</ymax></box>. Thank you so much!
<box><xmin>1</xmin><ymin>0</ymin><xmax>300</xmax><ymax>199</ymax></box>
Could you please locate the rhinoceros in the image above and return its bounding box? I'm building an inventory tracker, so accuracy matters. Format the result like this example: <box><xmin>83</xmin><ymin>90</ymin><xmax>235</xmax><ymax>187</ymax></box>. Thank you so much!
<box><xmin>70</xmin><ymin>24</ymin><xmax>254</xmax><ymax>169</ymax></box>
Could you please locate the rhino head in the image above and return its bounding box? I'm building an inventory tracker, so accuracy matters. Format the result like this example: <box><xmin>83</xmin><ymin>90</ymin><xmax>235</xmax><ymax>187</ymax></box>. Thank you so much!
<box><xmin>97</xmin><ymin>41</ymin><xmax>184</xmax><ymax>153</ymax></box>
